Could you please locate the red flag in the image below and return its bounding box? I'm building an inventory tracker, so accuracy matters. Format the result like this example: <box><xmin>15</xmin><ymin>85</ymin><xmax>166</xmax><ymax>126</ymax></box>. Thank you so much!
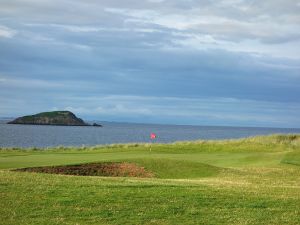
<box><xmin>150</xmin><ymin>133</ymin><xmax>157</xmax><ymax>139</ymax></box>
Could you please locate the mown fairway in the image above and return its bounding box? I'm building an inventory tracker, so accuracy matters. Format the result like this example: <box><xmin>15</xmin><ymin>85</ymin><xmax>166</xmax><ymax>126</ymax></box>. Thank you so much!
<box><xmin>1</xmin><ymin>135</ymin><xmax>300</xmax><ymax>225</ymax></box>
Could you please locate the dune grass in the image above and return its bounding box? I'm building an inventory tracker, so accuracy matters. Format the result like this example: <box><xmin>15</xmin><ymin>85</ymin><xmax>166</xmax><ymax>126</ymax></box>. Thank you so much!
<box><xmin>1</xmin><ymin>134</ymin><xmax>300</xmax><ymax>224</ymax></box>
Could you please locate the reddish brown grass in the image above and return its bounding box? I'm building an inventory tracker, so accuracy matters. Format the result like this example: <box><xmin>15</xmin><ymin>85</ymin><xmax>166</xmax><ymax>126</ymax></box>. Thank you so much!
<box><xmin>14</xmin><ymin>162</ymin><xmax>154</xmax><ymax>178</ymax></box>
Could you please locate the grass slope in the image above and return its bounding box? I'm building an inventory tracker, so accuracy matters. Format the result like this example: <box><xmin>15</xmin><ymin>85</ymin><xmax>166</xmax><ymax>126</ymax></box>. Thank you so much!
<box><xmin>282</xmin><ymin>150</ymin><xmax>300</xmax><ymax>166</ymax></box>
<box><xmin>127</xmin><ymin>158</ymin><xmax>222</xmax><ymax>178</ymax></box>
<box><xmin>1</xmin><ymin>134</ymin><xmax>300</xmax><ymax>225</ymax></box>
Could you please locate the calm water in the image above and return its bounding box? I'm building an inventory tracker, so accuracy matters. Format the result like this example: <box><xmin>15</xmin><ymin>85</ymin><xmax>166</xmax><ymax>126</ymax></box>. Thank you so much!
<box><xmin>0</xmin><ymin>120</ymin><xmax>299</xmax><ymax>148</ymax></box>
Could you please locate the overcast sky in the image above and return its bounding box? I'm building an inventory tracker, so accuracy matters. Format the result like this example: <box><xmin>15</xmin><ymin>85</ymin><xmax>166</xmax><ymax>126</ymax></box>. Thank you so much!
<box><xmin>0</xmin><ymin>0</ymin><xmax>300</xmax><ymax>127</ymax></box>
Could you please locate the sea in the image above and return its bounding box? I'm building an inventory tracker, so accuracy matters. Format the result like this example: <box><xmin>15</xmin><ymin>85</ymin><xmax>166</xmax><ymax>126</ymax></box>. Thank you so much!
<box><xmin>0</xmin><ymin>119</ymin><xmax>299</xmax><ymax>148</ymax></box>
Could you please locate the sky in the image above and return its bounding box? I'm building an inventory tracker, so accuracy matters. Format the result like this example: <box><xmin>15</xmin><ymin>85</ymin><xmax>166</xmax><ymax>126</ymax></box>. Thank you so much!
<box><xmin>0</xmin><ymin>0</ymin><xmax>300</xmax><ymax>128</ymax></box>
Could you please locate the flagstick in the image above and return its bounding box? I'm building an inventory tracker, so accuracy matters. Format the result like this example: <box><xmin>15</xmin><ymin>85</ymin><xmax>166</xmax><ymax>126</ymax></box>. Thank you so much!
<box><xmin>150</xmin><ymin>133</ymin><xmax>156</xmax><ymax>152</ymax></box>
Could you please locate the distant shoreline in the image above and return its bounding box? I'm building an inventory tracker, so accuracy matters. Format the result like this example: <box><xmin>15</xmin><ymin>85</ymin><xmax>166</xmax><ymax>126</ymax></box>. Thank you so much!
<box><xmin>1</xmin><ymin>133</ymin><xmax>300</xmax><ymax>150</ymax></box>
<box><xmin>1</xmin><ymin>118</ymin><xmax>300</xmax><ymax>130</ymax></box>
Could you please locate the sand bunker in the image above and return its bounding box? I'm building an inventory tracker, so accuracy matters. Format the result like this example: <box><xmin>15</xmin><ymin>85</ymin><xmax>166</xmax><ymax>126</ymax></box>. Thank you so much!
<box><xmin>15</xmin><ymin>162</ymin><xmax>154</xmax><ymax>178</ymax></box>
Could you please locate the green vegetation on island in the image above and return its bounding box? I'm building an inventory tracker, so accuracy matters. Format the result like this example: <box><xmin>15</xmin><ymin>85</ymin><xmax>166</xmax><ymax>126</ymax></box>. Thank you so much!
<box><xmin>1</xmin><ymin>134</ymin><xmax>300</xmax><ymax>224</ymax></box>
<box><xmin>7</xmin><ymin>111</ymin><xmax>102</xmax><ymax>127</ymax></box>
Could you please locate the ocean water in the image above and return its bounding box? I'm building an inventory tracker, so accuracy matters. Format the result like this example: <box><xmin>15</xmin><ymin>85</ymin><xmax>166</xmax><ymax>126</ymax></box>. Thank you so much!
<box><xmin>0</xmin><ymin>120</ymin><xmax>299</xmax><ymax>148</ymax></box>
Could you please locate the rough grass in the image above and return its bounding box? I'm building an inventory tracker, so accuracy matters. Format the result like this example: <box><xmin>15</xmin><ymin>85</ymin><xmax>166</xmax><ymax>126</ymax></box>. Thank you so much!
<box><xmin>14</xmin><ymin>162</ymin><xmax>154</xmax><ymax>178</ymax></box>
<box><xmin>1</xmin><ymin>134</ymin><xmax>300</xmax><ymax>225</ymax></box>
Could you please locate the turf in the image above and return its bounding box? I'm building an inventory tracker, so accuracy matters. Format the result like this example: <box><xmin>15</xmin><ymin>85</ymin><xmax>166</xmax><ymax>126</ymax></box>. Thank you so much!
<box><xmin>1</xmin><ymin>134</ymin><xmax>300</xmax><ymax>224</ymax></box>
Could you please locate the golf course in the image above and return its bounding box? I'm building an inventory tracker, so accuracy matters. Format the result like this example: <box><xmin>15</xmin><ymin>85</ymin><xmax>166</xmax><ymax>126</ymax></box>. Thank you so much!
<box><xmin>1</xmin><ymin>134</ymin><xmax>300</xmax><ymax>225</ymax></box>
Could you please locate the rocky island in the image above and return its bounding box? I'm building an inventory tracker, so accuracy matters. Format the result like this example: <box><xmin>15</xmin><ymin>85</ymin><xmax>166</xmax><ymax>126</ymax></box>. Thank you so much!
<box><xmin>7</xmin><ymin>111</ymin><xmax>102</xmax><ymax>127</ymax></box>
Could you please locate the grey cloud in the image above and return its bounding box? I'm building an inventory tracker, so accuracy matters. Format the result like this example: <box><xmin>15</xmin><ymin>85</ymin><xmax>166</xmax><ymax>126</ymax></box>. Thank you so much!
<box><xmin>1</xmin><ymin>23</ymin><xmax>299</xmax><ymax>102</ymax></box>
<box><xmin>0</xmin><ymin>0</ymin><xmax>299</xmax><ymax>127</ymax></box>
<box><xmin>2</xmin><ymin>0</ymin><xmax>300</xmax><ymax>45</ymax></box>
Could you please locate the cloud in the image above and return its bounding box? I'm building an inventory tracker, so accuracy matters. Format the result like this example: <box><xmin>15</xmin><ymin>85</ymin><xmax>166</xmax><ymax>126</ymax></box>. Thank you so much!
<box><xmin>103</xmin><ymin>0</ymin><xmax>300</xmax><ymax>45</ymax></box>
<box><xmin>27</xmin><ymin>95</ymin><xmax>300</xmax><ymax>127</ymax></box>
<box><xmin>48</xmin><ymin>24</ymin><xmax>101</xmax><ymax>33</ymax></box>
<box><xmin>0</xmin><ymin>0</ymin><xmax>299</xmax><ymax>127</ymax></box>
<box><xmin>0</xmin><ymin>25</ymin><xmax>16</xmax><ymax>38</ymax></box>
<box><xmin>0</xmin><ymin>32</ymin><xmax>299</xmax><ymax>102</ymax></box>
<box><xmin>1</xmin><ymin>0</ymin><xmax>300</xmax><ymax>57</ymax></box>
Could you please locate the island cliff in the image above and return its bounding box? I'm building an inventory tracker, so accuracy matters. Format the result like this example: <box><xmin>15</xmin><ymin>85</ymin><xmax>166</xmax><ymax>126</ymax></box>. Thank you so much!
<box><xmin>7</xmin><ymin>111</ymin><xmax>101</xmax><ymax>126</ymax></box>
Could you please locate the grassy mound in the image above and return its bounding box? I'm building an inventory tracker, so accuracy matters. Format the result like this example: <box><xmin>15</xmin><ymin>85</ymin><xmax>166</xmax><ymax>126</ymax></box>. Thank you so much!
<box><xmin>13</xmin><ymin>159</ymin><xmax>223</xmax><ymax>179</ymax></box>
<box><xmin>127</xmin><ymin>158</ymin><xmax>223</xmax><ymax>179</ymax></box>
<box><xmin>281</xmin><ymin>150</ymin><xmax>300</xmax><ymax>166</ymax></box>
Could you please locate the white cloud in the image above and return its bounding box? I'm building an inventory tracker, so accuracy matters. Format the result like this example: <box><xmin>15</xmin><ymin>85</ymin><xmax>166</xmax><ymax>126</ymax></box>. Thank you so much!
<box><xmin>25</xmin><ymin>22</ymin><xmax>161</xmax><ymax>34</ymax></box>
<box><xmin>0</xmin><ymin>25</ymin><xmax>16</xmax><ymax>38</ymax></box>
<box><xmin>71</xmin><ymin>44</ymin><xmax>92</xmax><ymax>51</ymax></box>
<box><xmin>106</xmin><ymin>6</ymin><xmax>300</xmax><ymax>42</ymax></box>
<box><xmin>49</xmin><ymin>24</ymin><xmax>100</xmax><ymax>32</ymax></box>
